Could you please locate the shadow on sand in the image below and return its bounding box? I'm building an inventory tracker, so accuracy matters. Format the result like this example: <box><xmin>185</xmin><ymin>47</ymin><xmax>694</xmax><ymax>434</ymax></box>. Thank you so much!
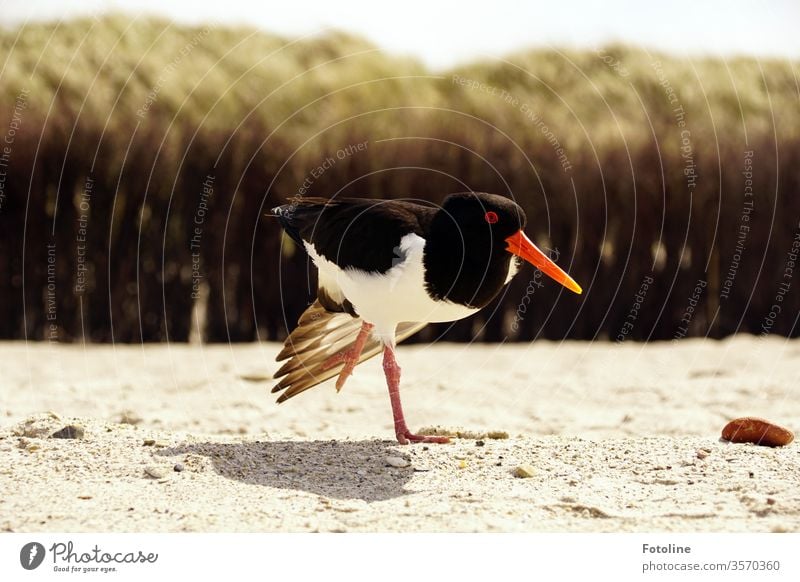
<box><xmin>157</xmin><ymin>439</ymin><xmax>413</xmax><ymax>502</ymax></box>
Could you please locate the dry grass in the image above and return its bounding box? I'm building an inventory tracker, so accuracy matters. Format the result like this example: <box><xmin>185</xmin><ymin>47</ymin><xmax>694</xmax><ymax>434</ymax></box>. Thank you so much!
<box><xmin>0</xmin><ymin>16</ymin><xmax>798</xmax><ymax>342</ymax></box>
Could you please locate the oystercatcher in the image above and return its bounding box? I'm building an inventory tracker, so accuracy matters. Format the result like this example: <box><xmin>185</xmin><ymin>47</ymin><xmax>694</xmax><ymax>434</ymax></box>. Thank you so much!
<box><xmin>271</xmin><ymin>192</ymin><xmax>581</xmax><ymax>444</ymax></box>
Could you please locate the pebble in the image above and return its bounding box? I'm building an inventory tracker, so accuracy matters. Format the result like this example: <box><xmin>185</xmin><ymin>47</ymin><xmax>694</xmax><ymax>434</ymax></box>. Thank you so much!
<box><xmin>143</xmin><ymin>439</ymin><xmax>156</xmax><ymax>446</ymax></box>
<box><xmin>385</xmin><ymin>456</ymin><xmax>410</xmax><ymax>468</ymax></box>
<box><xmin>696</xmin><ymin>448</ymin><xmax>710</xmax><ymax>459</ymax></box>
<box><xmin>514</xmin><ymin>464</ymin><xmax>536</xmax><ymax>478</ymax></box>
<box><xmin>238</xmin><ymin>373</ymin><xmax>271</xmax><ymax>382</ymax></box>
<box><xmin>721</xmin><ymin>417</ymin><xmax>794</xmax><ymax>447</ymax></box>
<box><xmin>144</xmin><ymin>465</ymin><xmax>168</xmax><ymax>479</ymax></box>
<box><xmin>173</xmin><ymin>463</ymin><xmax>184</xmax><ymax>472</ymax></box>
<box><xmin>119</xmin><ymin>411</ymin><xmax>143</xmax><ymax>425</ymax></box>
<box><xmin>51</xmin><ymin>425</ymin><xmax>85</xmax><ymax>439</ymax></box>
<box><xmin>476</xmin><ymin>440</ymin><xmax>485</xmax><ymax>447</ymax></box>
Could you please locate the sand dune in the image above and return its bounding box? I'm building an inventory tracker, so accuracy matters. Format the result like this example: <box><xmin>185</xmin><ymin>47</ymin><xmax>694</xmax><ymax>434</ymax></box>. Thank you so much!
<box><xmin>1</xmin><ymin>336</ymin><xmax>798</xmax><ymax>532</ymax></box>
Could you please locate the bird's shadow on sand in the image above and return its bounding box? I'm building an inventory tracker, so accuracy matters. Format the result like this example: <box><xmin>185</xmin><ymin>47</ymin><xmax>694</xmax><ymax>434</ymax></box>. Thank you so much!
<box><xmin>157</xmin><ymin>440</ymin><xmax>414</xmax><ymax>502</ymax></box>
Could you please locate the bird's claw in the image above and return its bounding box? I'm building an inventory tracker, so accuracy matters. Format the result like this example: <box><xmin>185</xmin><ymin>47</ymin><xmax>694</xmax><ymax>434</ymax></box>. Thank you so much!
<box><xmin>395</xmin><ymin>429</ymin><xmax>451</xmax><ymax>445</ymax></box>
<box><xmin>321</xmin><ymin>322</ymin><xmax>374</xmax><ymax>392</ymax></box>
<box><xmin>321</xmin><ymin>348</ymin><xmax>359</xmax><ymax>392</ymax></box>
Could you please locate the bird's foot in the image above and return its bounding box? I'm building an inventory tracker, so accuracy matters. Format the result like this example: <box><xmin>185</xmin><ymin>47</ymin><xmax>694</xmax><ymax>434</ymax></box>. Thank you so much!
<box><xmin>383</xmin><ymin>345</ymin><xmax>450</xmax><ymax>444</ymax></box>
<box><xmin>320</xmin><ymin>347</ymin><xmax>355</xmax><ymax>370</ymax></box>
<box><xmin>320</xmin><ymin>322</ymin><xmax>374</xmax><ymax>392</ymax></box>
<box><xmin>395</xmin><ymin>428</ymin><xmax>451</xmax><ymax>445</ymax></box>
<box><xmin>321</xmin><ymin>348</ymin><xmax>360</xmax><ymax>392</ymax></box>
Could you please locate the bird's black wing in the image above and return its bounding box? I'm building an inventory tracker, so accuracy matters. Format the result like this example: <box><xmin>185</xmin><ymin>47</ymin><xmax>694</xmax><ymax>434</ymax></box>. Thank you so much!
<box><xmin>272</xmin><ymin>197</ymin><xmax>435</xmax><ymax>273</ymax></box>
<box><xmin>272</xmin><ymin>197</ymin><xmax>436</xmax><ymax>313</ymax></box>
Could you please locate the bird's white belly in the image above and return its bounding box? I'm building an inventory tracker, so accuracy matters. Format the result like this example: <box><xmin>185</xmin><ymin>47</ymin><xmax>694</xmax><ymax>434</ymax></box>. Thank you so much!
<box><xmin>305</xmin><ymin>234</ymin><xmax>479</xmax><ymax>331</ymax></box>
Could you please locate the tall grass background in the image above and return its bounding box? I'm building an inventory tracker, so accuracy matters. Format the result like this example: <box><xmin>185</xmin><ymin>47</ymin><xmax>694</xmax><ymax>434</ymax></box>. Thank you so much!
<box><xmin>1</xmin><ymin>16</ymin><xmax>798</xmax><ymax>343</ymax></box>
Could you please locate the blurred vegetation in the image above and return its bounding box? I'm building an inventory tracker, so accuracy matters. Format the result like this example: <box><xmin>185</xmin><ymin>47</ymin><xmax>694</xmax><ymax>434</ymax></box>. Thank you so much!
<box><xmin>0</xmin><ymin>15</ymin><xmax>798</xmax><ymax>342</ymax></box>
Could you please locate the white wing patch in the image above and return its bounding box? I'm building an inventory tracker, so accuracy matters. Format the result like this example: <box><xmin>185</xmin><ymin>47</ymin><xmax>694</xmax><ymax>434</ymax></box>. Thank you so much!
<box><xmin>317</xmin><ymin>267</ymin><xmax>346</xmax><ymax>305</ymax></box>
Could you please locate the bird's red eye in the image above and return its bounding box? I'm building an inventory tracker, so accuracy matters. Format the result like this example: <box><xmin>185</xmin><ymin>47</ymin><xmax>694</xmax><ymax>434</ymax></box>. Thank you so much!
<box><xmin>484</xmin><ymin>211</ymin><xmax>499</xmax><ymax>224</ymax></box>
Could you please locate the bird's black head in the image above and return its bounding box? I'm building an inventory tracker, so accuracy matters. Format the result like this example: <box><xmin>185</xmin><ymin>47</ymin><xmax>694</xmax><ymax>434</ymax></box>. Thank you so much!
<box><xmin>440</xmin><ymin>192</ymin><xmax>528</xmax><ymax>244</ymax></box>
<box><xmin>423</xmin><ymin>192</ymin><xmax>581</xmax><ymax>309</ymax></box>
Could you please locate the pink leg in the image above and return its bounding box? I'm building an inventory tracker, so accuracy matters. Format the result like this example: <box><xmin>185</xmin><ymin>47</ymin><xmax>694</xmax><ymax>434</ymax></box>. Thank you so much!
<box><xmin>382</xmin><ymin>345</ymin><xmax>450</xmax><ymax>445</ymax></box>
<box><xmin>321</xmin><ymin>321</ymin><xmax>374</xmax><ymax>392</ymax></box>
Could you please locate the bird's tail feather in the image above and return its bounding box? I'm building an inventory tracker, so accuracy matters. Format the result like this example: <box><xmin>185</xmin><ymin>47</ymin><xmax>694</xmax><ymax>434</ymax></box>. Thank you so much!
<box><xmin>272</xmin><ymin>300</ymin><xmax>426</xmax><ymax>402</ymax></box>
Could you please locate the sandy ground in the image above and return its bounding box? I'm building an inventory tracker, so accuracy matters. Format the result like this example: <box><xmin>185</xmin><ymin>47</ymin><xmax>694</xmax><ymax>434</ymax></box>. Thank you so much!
<box><xmin>1</xmin><ymin>336</ymin><xmax>799</xmax><ymax>532</ymax></box>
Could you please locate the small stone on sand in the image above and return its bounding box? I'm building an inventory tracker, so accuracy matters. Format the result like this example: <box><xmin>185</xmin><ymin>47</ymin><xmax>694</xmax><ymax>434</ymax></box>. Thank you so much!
<box><xmin>385</xmin><ymin>456</ymin><xmax>410</xmax><ymax>468</ymax></box>
<box><xmin>144</xmin><ymin>466</ymin><xmax>168</xmax><ymax>479</ymax></box>
<box><xmin>514</xmin><ymin>464</ymin><xmax>536</xmax><ymax>478</ymax></box>
<box><xmin>238</xmin><ymin>373</ymin><xmax>270</xmax><ymax>382</ymax></box>
<box><xmin>51</xmin><ymin>425</ymin><xmax>85</xmax><ymax>439</ymax></box>
<box><xmin>119</xmin><ymin>411</ymin><xmax>143</xmax><ymax>425</ymax></box>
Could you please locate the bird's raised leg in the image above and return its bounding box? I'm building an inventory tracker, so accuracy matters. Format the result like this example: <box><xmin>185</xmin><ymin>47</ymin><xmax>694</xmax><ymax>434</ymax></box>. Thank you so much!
<box><xmin>321</xmin><ymin>321</ymin><xmax>374</xmax><ymax>392</ymax></box>
<box><xmin>382</xmin><ymin>345</ymin><xmax>450</xmax><ymax>445</ymax></box>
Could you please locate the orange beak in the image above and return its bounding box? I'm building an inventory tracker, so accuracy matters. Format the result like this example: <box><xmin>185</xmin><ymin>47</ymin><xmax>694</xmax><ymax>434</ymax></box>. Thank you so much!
<box><xmin>505</xmin><ymin>230</ymin><xmax>582</xmax><ymax>294</ymax></box>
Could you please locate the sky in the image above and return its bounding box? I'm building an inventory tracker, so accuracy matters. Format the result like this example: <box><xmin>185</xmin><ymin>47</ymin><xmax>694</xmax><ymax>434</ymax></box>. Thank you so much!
<box><xmin>0</xmin><ymin>0</ymin><xmax>798</xmax><ymax>68</ymax></box>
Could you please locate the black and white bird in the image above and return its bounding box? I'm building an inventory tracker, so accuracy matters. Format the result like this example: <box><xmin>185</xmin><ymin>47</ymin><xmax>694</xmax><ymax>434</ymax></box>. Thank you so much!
<box><xmin>270</xmin><ymin>192</ymin><xmax>581</xmax><ymax>444</ymax></box>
